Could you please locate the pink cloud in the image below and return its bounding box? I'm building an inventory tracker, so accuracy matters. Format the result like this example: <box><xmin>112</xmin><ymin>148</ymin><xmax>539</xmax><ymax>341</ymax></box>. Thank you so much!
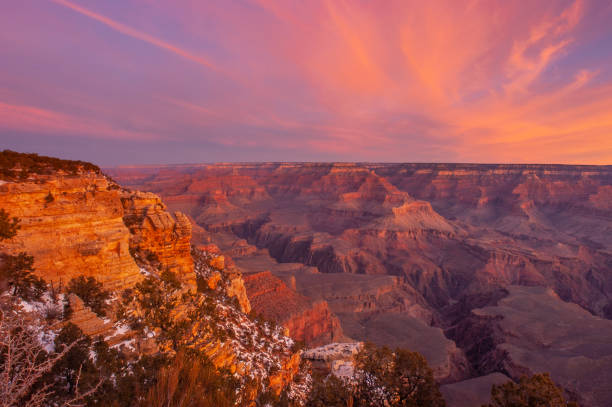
<box><xmin>0</xmin><ymin>101</ymin><xmax>158</xmax><ymax>140</ymax></box>
<box><xmin>2</xmin><ymin>0</ymin><xmax>612</xmax><ymax>163</ymax></box>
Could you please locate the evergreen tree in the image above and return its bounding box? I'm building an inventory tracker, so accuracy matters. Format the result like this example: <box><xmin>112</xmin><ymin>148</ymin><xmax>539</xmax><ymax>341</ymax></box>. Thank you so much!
<box><xmin>0</xmin><ymin>210</ymin><xmax>45</xmax><ymax>300</ymax></box>
<box><xmin>67</xmin><ymin>276</ymin><xmax>111</xmax><ymax>317</ymax></box>
<box><xmin>482</xmin><ymin>373</ymin><xmax>579</xmax><ymax>407</ymax></box>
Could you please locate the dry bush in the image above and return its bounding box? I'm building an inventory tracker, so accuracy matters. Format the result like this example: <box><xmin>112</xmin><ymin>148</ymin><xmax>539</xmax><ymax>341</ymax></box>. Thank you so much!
<box><xmin>0</xmin><ymin>299</ymin><xmax>100</xmax><ymax>407</ymax></box>
<box><xmin>142</xmin><ymin>350</ymin><xmax>238</xmax><ymax>407</ymax></box>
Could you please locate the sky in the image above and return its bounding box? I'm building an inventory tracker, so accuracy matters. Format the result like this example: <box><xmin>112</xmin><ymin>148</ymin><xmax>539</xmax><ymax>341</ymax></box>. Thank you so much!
<box><xmin>1</xmin><ymin>0</ymin><xmax>612</xmax><ymax>166</ymax></box>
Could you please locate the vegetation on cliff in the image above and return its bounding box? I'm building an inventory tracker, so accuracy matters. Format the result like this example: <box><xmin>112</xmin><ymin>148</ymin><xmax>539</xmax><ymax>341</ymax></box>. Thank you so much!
<box><xmin>306</xmin><ymin>342</ymin><xmax>446</xmax><ymax>407</ymax></box>
<box><xmin>0</xmin><ymin>209</ymin><xmax>45</xmax><ymax>300</ymax></box>
<box><xmin>0</xmin><ymin>150</ymin><xmax>100</xmax><ymax>180</ymax></box>
<box><xmin>66</xmin><ymin>276</ymin><xmax>110</xmax><ymax>317</ymax></box>
<box><xmin>482</xmin><ymin>373</ymin><xmax>579</xmax><ymax>407</ymax></box>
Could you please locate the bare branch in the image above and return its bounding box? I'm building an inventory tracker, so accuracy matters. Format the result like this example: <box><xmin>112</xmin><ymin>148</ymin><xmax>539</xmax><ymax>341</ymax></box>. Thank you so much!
<box><xmin>0</xmin><ymin>298</ymin><xmax>97</xmax><ymax>407</ymax></box>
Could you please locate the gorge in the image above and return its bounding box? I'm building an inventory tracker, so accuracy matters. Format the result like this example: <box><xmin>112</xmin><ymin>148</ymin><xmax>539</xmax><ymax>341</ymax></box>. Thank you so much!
<box><xmin>1</xmin><ymin>153</ymin><xmax>611</xmax><ymax>406</ymax></box>
<box><xmin>108</xmin><ymin>162</ymin><xmax>612</xmax><ymax>406</ymax></box>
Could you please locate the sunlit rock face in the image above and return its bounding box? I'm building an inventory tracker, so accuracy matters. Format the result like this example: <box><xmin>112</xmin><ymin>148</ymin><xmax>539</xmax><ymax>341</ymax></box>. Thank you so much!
<box><xmin>0</xmin><ymin>166</ymin><xmax>304</xmax><ymax>402</ymax></box>
<box><xmin>121</xmin><ymin>190</ymin><xmax>194</xmax><ymax>285</ymax></box>
<box><xmin>243</xmin><ymin>270</ymin><xmax>344</xmax><ymax>346</ymax></box>
<box><xmin>109</xmin><ymin>162</ymin><xmax>612</xmax><ymax>394</ymax></box>
<box><xmin>0</xmin><ymin>172</ymin><xmax>140</xmax><ymax>288</ymax></box>
<box><xmin>0</xmin><ymin>171</ymin><xmax>195</xmax><ymax>289</ymax></box>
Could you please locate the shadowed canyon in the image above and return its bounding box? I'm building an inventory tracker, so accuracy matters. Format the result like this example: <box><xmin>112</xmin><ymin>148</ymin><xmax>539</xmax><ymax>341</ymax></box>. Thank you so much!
<box><xmin>108</xmin><ymin>162</ymin><xmax>612</xmax><ymax>406</ymax></box>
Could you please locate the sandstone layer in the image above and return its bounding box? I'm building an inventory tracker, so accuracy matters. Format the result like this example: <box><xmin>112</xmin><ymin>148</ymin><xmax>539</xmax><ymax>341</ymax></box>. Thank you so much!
<box><xmin>0</xmin><ymin>172</ymin><xmax>141</xmax><ymax>288</ymax></box>
<box><xmin>0</xmin><ymin>171</ymin><xmax>195</xmax><ymax>289</ymax></box>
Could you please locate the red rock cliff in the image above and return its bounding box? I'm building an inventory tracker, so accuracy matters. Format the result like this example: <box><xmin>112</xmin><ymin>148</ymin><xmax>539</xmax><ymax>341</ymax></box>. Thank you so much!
<box><xmin>243</xmin><ymin>271</ymin><xmax>343</xmax><ymax>346</ymax></box>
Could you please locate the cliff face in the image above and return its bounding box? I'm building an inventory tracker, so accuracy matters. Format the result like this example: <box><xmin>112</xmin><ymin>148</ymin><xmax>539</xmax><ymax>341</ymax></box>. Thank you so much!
<box><xmin>243</xmin><ymin>271</ymin><xmax>343</xmax><ymax>346</ymax></box>
<box><xmin>121</xmin><ymin>191</ymin><xmax>194</xmax><ymax>285</ymax></box>
<box><xmin>0</xmin><ymin>172</ymin><xmax>141</xmax><ymax>288</ymax></box>
<box><xmin>0</xmin><ymin>171</ymin><xmax>195</xmax><ymax>289</ymax></box>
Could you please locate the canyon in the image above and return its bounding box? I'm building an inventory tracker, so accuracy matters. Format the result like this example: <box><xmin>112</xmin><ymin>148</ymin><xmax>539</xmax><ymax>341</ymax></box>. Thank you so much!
<box><xmin>108</xmin><ymin>162</ymin><xmax>612</xmax><ymax>406</ymax></box>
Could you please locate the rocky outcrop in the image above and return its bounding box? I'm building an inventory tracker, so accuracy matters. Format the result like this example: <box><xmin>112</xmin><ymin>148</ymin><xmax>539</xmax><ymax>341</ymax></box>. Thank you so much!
<box><xmin>303</xmin><ymin>342</ymin><xmax>362</xmax><ymax>378</ymax></box>
<box><xmin>121</xmin><ymin>191</ymin><xmax>194</xmax><ymax>285</ymax></box>
<box><xmin>226</xmin><ymin>271</ymin><xmax>252</xmax><ymax>314</ymax></box>
<box><xmin>0</xmin><ymin>172</ymin><xmax>141</xmax><ymax>289</ymax></box>
<box><xmin>66</xmin><ymin>293</ymin><xmax>113</xmax><ymax>337</ymax></box>
<box><xmin>243</xmin><ymin>271</ymin><xmax>343</xmax><ymax>345</ymax></box>
<box><xmin>196</xmin><ymin>244</ymin><xmax>251</xmax><ymax>314</ymax></box>
<box><xmin>0</xmin><ymin>171</ymin><xmax>195</xmax><ymax>290</ymax></box>
<box><xmin>269</xmin><ymin>351</ymin><xmax>302</xmax><ymax>395</ymax></box>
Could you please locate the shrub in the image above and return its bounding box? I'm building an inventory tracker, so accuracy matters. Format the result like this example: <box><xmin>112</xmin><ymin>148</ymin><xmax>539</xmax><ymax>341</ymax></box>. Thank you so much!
<box><xmin>42</xmin><ymin>303</ymin><xmax>63</xmax><ymax>322</ymax></box>
<box><xmin>0</xmin><ymin>209</ymin><xmax>20</xmax><ymax>240</ymax></box>
<box><xmin>0</xmin><ymin>252</ymin><xmax>46</xmax><ymax>300</ymax></box>
<box><xmin>482</xmin><ymin>373</ymin><xmax>579</xmax><ymax>407</ymax></box>
<box><xmin>127</xmin><ymin>270</ymin><xmax>189</xmax><ymax>350</ymax></box>
<box><xmin>141</xmin><ymin>349</ymin><xmax>238</xmax><ymax>407</ymax></box>
<box><xmin>67</xmin><ymin>276</ymin><xmax>111</xmax><ymax>317</ymax></box>
<box><xmin>351</xmin><ymin>343</ymin><xmax>445</xmax><ymax>407</ymax></box>
<box><xmin>307</xmin><ymin>342</ymin><xmax>446</xmax><ymax>407</ymax></box>
<box><xmin>0</xmin><ymin>149</ymin><xmax>100</xmax><ymax>180</ymax></box>
<box><xmin>306</xmin><ymin>373</ymin><xmax>352</xmax><ymax>407</ymax></box>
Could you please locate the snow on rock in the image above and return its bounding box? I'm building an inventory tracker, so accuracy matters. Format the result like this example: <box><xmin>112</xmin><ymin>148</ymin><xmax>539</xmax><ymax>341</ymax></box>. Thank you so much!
<box><xmin>331</xmin><ymin>359</ymin><xmax>356</xmax><ymax>379</ymax></box>
<box><xmin>303</xmin><ymin>342</ymin><xmax>362</xmax><ymax>362</ymax></box>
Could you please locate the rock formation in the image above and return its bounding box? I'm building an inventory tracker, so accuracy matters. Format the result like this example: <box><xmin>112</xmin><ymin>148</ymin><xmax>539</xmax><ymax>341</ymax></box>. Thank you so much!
<box><xmin>0</xmin><ymin>160</ymin><xmax>305</xmax><ymax>402</ymax></box>
<box><xmin>121</xmin><ymin>191</ymin><xmax>194</xmax><ymax>284</ymax></box>
<box><xmin>243</xmin><ymin>270</ymin><xmax>343</xmax><ymax>345</ymax></box>
<box><xmin>0</xmin><ymin>171</ymin><xmax>195</xmax><ymax>289</ymax></box>
<box><xmin>0</xmin><ymin>172</ymin><xmax>141</xmax><ymax>289</ymax></box>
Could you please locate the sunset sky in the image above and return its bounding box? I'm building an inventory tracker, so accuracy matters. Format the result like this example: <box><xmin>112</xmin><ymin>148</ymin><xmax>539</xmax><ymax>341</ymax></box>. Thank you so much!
<box><xmin>1</xmin><ymin>0</ymin><xmax>611</xmax><ymax>165</ymax></box>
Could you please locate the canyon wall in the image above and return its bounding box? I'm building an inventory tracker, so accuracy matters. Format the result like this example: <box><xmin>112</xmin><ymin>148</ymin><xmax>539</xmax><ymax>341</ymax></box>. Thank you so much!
<box><xmin>243</xmin><ymin>270</ymin><xmax>343</xmax><ymax>345</ymax></box>
<box><xmin>0</xmin><ymin>171</ymin><xmax>195</xmax><ymax>289</ymax></box>
<box><xmin>0</xmin><ymin>164</ymin><xmax>303</xmax><ymax>401</ymax></box>
<box><xmin>109</xmin><ymin>162</ymin><xmax>612</xmax><ymax>397</ymax></box>
<box><xmin>0</xmin><ymin>172</ymin><xmax>141</xmax><ymax>288</ymax></box>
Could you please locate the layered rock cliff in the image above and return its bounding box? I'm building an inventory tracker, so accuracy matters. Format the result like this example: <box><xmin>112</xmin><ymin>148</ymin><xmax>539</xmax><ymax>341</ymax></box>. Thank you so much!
<box><xmin>0</xmin><ymin>155</ymin><xmax>307</xmax><ymax>404</ymax></box>
<box><xmin>0</xmin><ymin>170</ymin><xmax>195</xmax><ymax>290</ymax></box>
<box><xmin>121</xmin><ymin>191</ymin><xmax>194</xmax><ymax>285</ymax></box>
<box><xmin>0</xmin><ymin>172</ymin><xmax>141</xmax><ymax>288</ymax></box>
<box><xmin>243</xmin><ymin>271</ymin><xmax>343</xmax><ymax>345</ymax></box>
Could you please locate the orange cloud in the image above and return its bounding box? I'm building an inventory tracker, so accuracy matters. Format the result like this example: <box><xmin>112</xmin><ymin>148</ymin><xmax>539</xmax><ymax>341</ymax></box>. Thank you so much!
<box><xmin>3</xmin><ymin>0</ymin><xmax>611</xmax><ymax>163</ymax></box>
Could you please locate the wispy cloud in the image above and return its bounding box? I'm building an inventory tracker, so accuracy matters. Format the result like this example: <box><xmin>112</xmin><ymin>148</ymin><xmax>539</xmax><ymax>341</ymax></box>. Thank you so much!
<box><xmin>51</xmin><ymin>0</ymin><xmax>217</xmax><ymax>71</ymax></box>
<box><xmin>0</xmin><ymin>101</ymin><xmax>157</xmax><ymax>140</ymax></box>
<box><xmin>1</xmin><ymin>0</ymin><xmax>611</xmax><ymax>163</ymax></box>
